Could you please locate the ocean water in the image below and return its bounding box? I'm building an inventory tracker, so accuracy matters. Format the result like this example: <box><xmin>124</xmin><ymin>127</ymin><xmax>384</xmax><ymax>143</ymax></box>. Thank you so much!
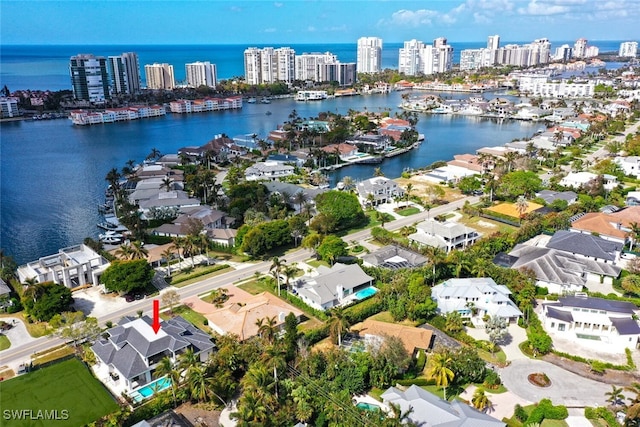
<box><xmin>0</xmin><ymin>40</ymin><xmax>624</xmax><ymax>91</ymax></box>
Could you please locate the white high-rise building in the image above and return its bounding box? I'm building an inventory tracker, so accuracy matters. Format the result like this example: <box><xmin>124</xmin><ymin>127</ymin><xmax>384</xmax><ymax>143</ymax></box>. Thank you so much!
<box><xmin>244</xmin><ymin>47</ymin><xmax>262</xmax><ymax>85</ymax></box>
<box><xmin>573</xmin><ymin>38</ymin><xmax>588</xmax><ymax>58</ymax></box>
<box><xmin>295</xmin><ymin>52</ymin><xmax>337</xmax><ymax>81</ymax></box>
<box><xmin>357</xmin><ymin>37</ymin><xmax>382</xmax><ymax>73</ymax></box>
<box><xmin>584</xmin><ymin>46</ymin><xmax>600</xmax><ymax>58</ymax></box>
<box><xmin>554</xmin><ymin>44</ymin><xmax>573</xmax><ymax>62</ymax></box>
<box><xmin>487</xmin><ymin>35</ymin><xmax>500</xmax><ymax>50</ymax></box>
<box><xmin>619</xmin><ymin>42</ymin><xmax>638</xmax><ymax>58</ymax></box>
<box><xmin>244</xmin><ymin>47</ymin><xmax>297</xmax><ymax>84</ymax></box>
<box><xmin>185</xmin><ymin>61</ymin><xmax>217</xmax><ymax>88</ymax></box>
<box><xmin>432</xmin><ymin>38</ymin><xmax>453</xmax><ymax>73</ymax></box>
<box><xmin>108</xmin><ymin>52</ymin><xmax>141</xmax><ymax>95</ymax></box>
<box><xmin>460</xmin><ymin>49</ymin><xmax>483</xmax><ymax>71</ymax></box>
<box><xmin>144</xmin><ymin>63</ymin><xmax>175</xmax><ymax>90</ymax></box>
<box><xmin>275</xmin><ymin>47</ymin><xmax>296</xmax><ymax>82</ymax></box>
<box><xmin>398</xmin><ymin>39</ymin><xmax>425</xmax><ymax>76</ymax></box>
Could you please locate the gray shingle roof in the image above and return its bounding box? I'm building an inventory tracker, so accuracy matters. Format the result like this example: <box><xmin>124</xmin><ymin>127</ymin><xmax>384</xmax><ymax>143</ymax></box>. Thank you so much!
<box><xmin>362</xmin><ymin>245</ymin><xmax>427</xmax><ymax>269</ymax></box>
<box><xmin>547</xmin><ymin>230</ymin><xmax>622</xmax><ymax>262</ymax></box>
<box><xmin>559</xmin><ymin>296</ymin><xmax>637</xmax><ymax>314</ymax></box>
<box><xmin>296</xmin><ymin>263</ymin><xmax>373</xmax><ymax>306</ymax></box>
<box><xmin>610</xmin><ymin>317</ymin><xmax>640</xmax><ymax>335</ymax></box>
<box><xmin>546</xmin><ymin>306</ymin><xmax>574</xmax><ymax>323</ymax></box>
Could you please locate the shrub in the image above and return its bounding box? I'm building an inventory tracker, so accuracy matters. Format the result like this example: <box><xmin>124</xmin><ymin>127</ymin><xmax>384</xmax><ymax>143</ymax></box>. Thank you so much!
<box><xmin>514</xmin><ymin>404</ymin><xmax>528</xmax><ymax>422</ymax></box>
<box><xmin>483</xmin><ymin>369</ymin><xmax>501</xmax><ymax>388</ymax></box>
<box><xmin>415</xmin><ymin>350</ymin><xmax>427</xmax><ymax>372</ymax></box>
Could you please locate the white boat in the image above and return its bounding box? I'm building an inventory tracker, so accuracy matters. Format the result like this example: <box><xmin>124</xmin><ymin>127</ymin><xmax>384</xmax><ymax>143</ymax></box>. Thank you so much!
<box><xmin>261</xmin><ymin>97</ymin><xmax>271</xmax><ymax>104</ymax></box>
<box><xmin>295</xmin><ymin>90</ymin><xmax>328</xmax><ymax>101</ymax></box>
<box><xmin>99</xmin><ymin>231</ymin><xmax>124</xmax><ymax>244</ymax></box>
<box><xmin>247</xmin><ymin>97</ymin><xmax>256</xmax><ymax>104</ymax></box>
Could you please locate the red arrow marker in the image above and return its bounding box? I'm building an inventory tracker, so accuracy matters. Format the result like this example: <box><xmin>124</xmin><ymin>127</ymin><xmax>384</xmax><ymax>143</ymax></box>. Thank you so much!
<box><xmin>152</xmin><ymin>300</ymin><xmax>161</xmax><ymax>334</ymax></box>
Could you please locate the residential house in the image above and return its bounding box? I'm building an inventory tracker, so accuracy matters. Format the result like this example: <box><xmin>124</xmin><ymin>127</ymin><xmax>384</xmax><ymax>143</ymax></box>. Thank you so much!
<box><xmin>91</xmin><ymin>316</ymin><xmax>214</xmax><ymax>396</ymax></box>
<box><xmin>183</xmin><ymin>286</ymin><xmax>303</xmax><ymax>341</ymax></box>
<box><xmin>381</xmin><ymin>385</ymin><xmax>505</xmax><ymax>427</ymax></box>
<box><xmin>208</xmin><ymin>228</ymin><xmax>237</xmax><ymax>247</ymax></box>
<box><xmin>137</xmin><ymin>191</ymin><xmax>201</xmax><ymax>218</ymax></box>
<box><xmin>540</xmin><ymin>294</ymin><xmax>640</xmax><ymax>353</ymax></box>
<box><xmin>431</xmin><ymin>278</ymin><xmax>522</xmax><ymax>323</ymax></box>
<box><xmin>152</xmin><ymin>206</ymin><xmax>230</xmax><ymax>237</ymax></box>
<box><xmin>446</xmin><ymin>154</ymin><xmax>484</xmax><ymax>174</ymax></box>
<box><xmin>615</xmin><ymin>156</ymin><xmax>640</xmax><ymax>179</ymax></box>
<box><xmin>409</xmin><ymin>219</ymin><xmax>481</xmax><ymax>253</ymax></box>
<box><xmin>321</xmin><ymin>143</ymin><xmax>359</xmax><ymax>160</ymax></box>
<box><xmin>294</xmin><ymin>263</ymin><xmax>374</xmax><ymax>311</ymax></box>
<box><xmin>17</xmin><ymin>244</ymin><xmax>110</xmax><ymax>289</ymax></box>
<box><xmin>546</xmin><ymin>230</ymin><xmax>623</xmax><ymax>264</ymax></box>
<box><xmin>500</xmin><ymin>244</ymin><xmax>621</xmax><ymax>294</ymax></box>
<box><xmin>353</xmin><ymin>319</ymin><xmax>433</xmax><ymax>356</ymax></box>
<box><xmin>134</xmin><ymin>165</ymin><xmax>184</xmax><ymax>182</ymax></box>
<box><xmin>422</xmin><ymin>164</ymin><xmax>479</xmax><ymax>184</ymax></box>
<box><xmin>362</xmin><ymin>245</ymin><xmax>427</xmax><ymax>269</ymax></box>
<box><xmin>559</xmin><ymin>172</ymin><xmax>618</xmax><ymax>191</ymax></box>
<box><xmin>345</xmin><ymin>134</ymin><xmax>391</xmax><ymax>152</ymax></box>
<box><xmin>356</xmin><ymin>177</ymin><xmax>404</xmax><ymax>206</ymax></box>
<box><xmin>263</xmin><ymin>181</ymin><xmax>328</xmax><ymax>209</ymax></box>
<box><xmin>267</xmin><ymin>153</ymin><xmax>305</xmax><ymax>167</ymax></box>
<box><xmin>571</xmin><ymin>207</ymin><xmax>640</xmax><ymax>244</ymax></box>
<box><xmin>626</xmin><ymin>191</ymin><xmax>640</xmax><ymax>206</ymax></box>
<box><xmin>178</xmin><ymin>135</ymin><xmax>245</xmax><ymax>164</ymax></box>
<box><xmin>245</xmin><ymin>161</ymin><xmax>295</xmax><ymax>181</ymax></box>
<box><xmin>536</xmin><ymin>190</ymin><xmax>578</xmax><ymax>205</ymax></box>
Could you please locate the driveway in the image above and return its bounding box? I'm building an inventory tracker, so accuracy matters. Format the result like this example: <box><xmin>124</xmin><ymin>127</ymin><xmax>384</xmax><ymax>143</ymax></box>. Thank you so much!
<box><xmin>72</xmin><ymin>287</ymin><xmax>132</xmax><ymax>319</ymax></box>
<box><xmin>0</xmin><ymin>317</ymin><xmax>37</xmax><ymax>349</ymax></box>
<box><xmin>459</xmin><ymin>385</ymin><xmax>531</xmax><ymax>421</ymax></box>
<box><xmin>465</xmin><ymin>323</ymin><xmax>529</xmax><ymax>361</ymax></box>
<box><xmin>499</xmin><ymin>359</ymin><xmax>610</xmax><ymax>407</ymax></box>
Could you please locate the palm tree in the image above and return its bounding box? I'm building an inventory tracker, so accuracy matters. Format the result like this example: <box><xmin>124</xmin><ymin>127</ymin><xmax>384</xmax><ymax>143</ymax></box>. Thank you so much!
<box><xmin>146</xmin><ymin>147</ymin><xmax>162</xmax><ymax>161</ymax></box>
<box><xmin>627</xmin><ymin>222</ymin><xmax>640</xmax><ymax>251</ymax></box>
<box><xmin>22</xmin><ymin>277</ymin><xmax>46</xmax><ymax>302</ymax></box>
<box><xmin>129</xmin><ymin>241</ymin><xmax>148</xmax><ymax>260</ymax></box>
<box><xmin>341</xmin><ymin>176</ymin><xmax>355</xmax><ymax>192</ymax></box>
<box><xmin>374</xmin><ymin>167</ymin><xmax>384</xmax><ymax>177</ymax></box>
<box><xmin>472</xmin><ymin>388</ymin><xmax>492</xmax><ymax>412</ymax></box>
<box><xmin>161</xmin><ymin>246</ymin><xmax>175</xmax><ymax>276</ymax></box>
<box><xmin>605</xmin><ymin>385</ymin><xmax>625</xmax><ymax>410</ymax></box>
<box><xmin>159</xmin><ymin>177</ymin><xmax>174</xmax><ymax>192</ymax></box>
<box><xmin>270</xmin><ymin>257</ymin><xmax>285</xmax><ymax>297</ymax></box>
<box><xmin>178</xmin><ymin>347</ymin><xmax>199</xmax><ymax>375</ymax></box>
<box><xmin>292</xmin><ymin>386</ymin><xmax>314</xmax><ymax>423</ymax></box>
<box><xmin>404</xmin><ymin>183</ymin><xmax>413</xmax><ymax>208</ymax></box>
<box><xmin>256</xmin><ymin>316</ymin><xmax>278</xmax><ymax>344</ymax></box>
<box><xmin>302</xmin><ymin>201</ymin><xmax>314</xmax><ymax>225</ymax></box>
<box><xmin>185</xmin><ymin>363</ymin><xmax>211</xmax><ymax>403</ymax></box>
<box><xmin>242</xmin><ymin>365</ymin><xmax>276</xmax><ymax>409</ymax></box>
<box><xmin>154</xmin><ymin>357</ymin><xmax>181</xmax><ymax>406</ymax></box>
<box><xmin>115</xmin><ymin>244</ymin><xmax>133</xmax><ymax>260</ymax></box>
<box><xmin>328</xmin><ymin>307</ymin><xmax>350</xmax><ymax>347</ymax></box>
<box><xmin>424</xmin><ymin>246</ymin><xmax>446</xmax><ymax>285</ymax></box>
<box><xmin>625</xmin><ymin>382</ymin><xmax>640</xmax><ymax>423</ymax></box>
<box><xmin>233</xmin><ymin>391</ymin><xmax>269</xmax><ymax>425</ymax></box>
<box><xmin>282</xmin><ymin>264</ymin><xmax>297</xmax><ymax>292</ymax></box>
<box><xmin>447</xmin><ymin>250</ymin><xmax>471</xmax><ymax>278</ymax></box>
<box><xmin>293</xmin><ymin>191</ymin><xmax>308</xmax><ymax>214</ymax></box>
<box><xmin>425</xmin><ymin>352</ymin><xmax>455</xmax><ymax>400</ymax></box>
<box><xmin>515</xmin><ymin>195</ymin><xmax>529</xmax><ymax>223</ymax></box>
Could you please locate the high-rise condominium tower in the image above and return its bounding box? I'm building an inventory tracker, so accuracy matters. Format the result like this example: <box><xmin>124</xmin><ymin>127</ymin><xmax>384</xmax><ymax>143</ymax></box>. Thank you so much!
<box><xmin>108</xmin><ymin>52</ymin><xmax>141</xmax><ymax>95</ymax></box>
<box><xmin>573</xmin><ymin>38</ymin><xmax>587</xmax><ymax>58</ymax></box>
<box><xmin>185</xmin><ymin>61</ymin><xmax>218</xmax><ymax>88</ymax></box>
<box><xmin>619</xmin><ymin>42</ymin><xmax>638</xmax><ymax>58</ymax></box>
<box><xmin>487</xmin><ymin>35</ymin><xmax>500</xmax><ymax>50</ymax></box>
<box><xmin>144</xmin><ymin>63</ymin><xmax>175</xmax><ymax>90</ymax></box>
<box><xmin>69</xmin><ymin>54</ymin><xmax>110</xmax><ymax>103</ymax></box>
<box><xmin>357</xmin><ymin>37</ymin><xmax>382</xmax><ymax>73</ymax></box>
<box><xmin>244</xmin><ymin>47</ymin><xmax>296</xmax><ymax>85</ymax></box>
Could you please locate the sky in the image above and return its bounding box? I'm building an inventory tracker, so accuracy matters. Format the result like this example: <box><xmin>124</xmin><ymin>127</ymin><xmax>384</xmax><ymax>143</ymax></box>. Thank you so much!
<box><xmin>2</xmin><ymin>0</ymin><xmax>639</xmax><ymax>45</ymax></box>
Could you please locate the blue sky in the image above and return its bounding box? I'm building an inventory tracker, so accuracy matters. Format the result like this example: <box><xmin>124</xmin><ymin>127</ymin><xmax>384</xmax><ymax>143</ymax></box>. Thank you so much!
<box><xmin>2</xmin><ymin>0</ymin><xmax>639</xmax><ymax>45</ymax></box>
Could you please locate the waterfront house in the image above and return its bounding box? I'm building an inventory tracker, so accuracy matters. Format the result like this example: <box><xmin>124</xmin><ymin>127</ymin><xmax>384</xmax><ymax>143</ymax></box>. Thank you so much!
<box><xmin>152</xmin><ymin>206</ymin><xmax>231</xmax><ymax>238</ymax></box>
<box><xmin>446</xmin><ymin>154</ymin><xmax>485</xmax><ymax>174</ymax></box>
<box><xmin>381</xmin><ymin>385</ymin><xmax>505</xmax><ymax>427</ymax></box>
<box><xmin>183</xmin><ymin>286</ymin><xmax>303</xmax><ymax>341</ymax></box>
<box><xmin>356</xmin><ymin>177</ymin><xmax>404</xmax><ymax>207</ymax></box>
<box><xmin>422</xmin><ymin>164</ymin><xmax>478</xmax><ymax>184</ymax></box>
<box><xmin>500</xmin><ymin>244</ymin><xmax>621</xmax><ymax>294</ymax></box>
<box><xmin>431</xmin><ymin>278</ymin><xmax>522</xmax><ymax>324</ymax></box>
<box><xmin>408</xmin><ymin>219</ymin><xmax>481</xmax><ymax>253</ymax></box>
<box><xmin>17</xmin><ymin>244</ymin><xmax>110</xmax><ymax>289</ymax></box>
<box><xmin>321</xmin><ymin>143</ymin><xmax>359</xmax><ymax>160</ymax></box>
<box><xmin>177</xmin><ymin>134</ymin><xmax>244</xmax><ymax>164</ymax></box>
<box><xmin>362</xmin><ymin>245</ymin><xmax>427</xmax><ymax>269</ymax></box>
<box><xmin>345</xmin><ymin>134</ymin><xmax>391</xmax><ymax>152</ymax></box>
<box><xmin>626</xmin><ymin>191</ymin><xmax>640</xmax><ymax>206</ymax></box>
<box><xmin>245</xmin><ymin>161</ymin><xmax>295</xmax><ymax>181</ymax></box>
<box><xmin>535</xmin><ymin>190</ymin><xmax>578</xmax><ymax>205</ymax></box>
<box><xmin>293</xmin><ymin>263</ymin><xmax>374</xmax><ymax>311</ymax></box>
<box><xmin>137</xmin><ymin>191</ymin><xmax>201</xmax><ymax>219</ymax></box>
<box><xmin>263</xmin><ymin>181</ymin><xmax>328</xmax><ymax>211</ymax></box>
<box><xmin>92</xmin><ymin>315</ymin><xmax>214</xmax><ymax>396</ymax></box>
<box><xmin>540</xmin><ymin>294</ymin><xmax>640</xmax><ymax>353</ymax></box>
<box><xmin>571</xmin><ymin>207</ymin><xmax>640</xmax><ymax>244</ymax></box>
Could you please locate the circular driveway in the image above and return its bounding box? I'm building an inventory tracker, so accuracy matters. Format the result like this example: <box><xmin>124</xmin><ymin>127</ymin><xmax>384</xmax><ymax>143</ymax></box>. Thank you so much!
<box><xmin>499</xmin><ymin>359</ymin><xmax>611</xmax><ymax>407</ymax></box>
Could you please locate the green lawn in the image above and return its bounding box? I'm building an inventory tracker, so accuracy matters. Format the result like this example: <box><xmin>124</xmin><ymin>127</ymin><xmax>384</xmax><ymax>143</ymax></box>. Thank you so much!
<box><xmin>0</xmin><ymin>334</ymin><xmax>10</xmax><ymax>350</ymax></box>
<box><xmin>0</xmin><ymin>358</ymin><xmax>118</xmax><ymax>427</ymax></box>
<box><xmin>237</xmin><ymin>277</ymin><xmax>275</xmax><ymax>295</ymax></box>
<box><xmin>395</xmin><ymin>207</ymin><xmax>421</xmax><ymax>216</ymax></box>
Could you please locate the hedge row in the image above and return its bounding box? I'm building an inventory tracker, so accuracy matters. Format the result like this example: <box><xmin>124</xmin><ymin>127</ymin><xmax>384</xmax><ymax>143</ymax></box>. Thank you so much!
<box><xmin>169</xmin><ymin>264</ymin><xmax>230</xmax><ymax>284</ymax></box>
<box><xmin>525</xmin><ymin>398</ymin><xmax>568</xmax><ymax>424</ymax></box>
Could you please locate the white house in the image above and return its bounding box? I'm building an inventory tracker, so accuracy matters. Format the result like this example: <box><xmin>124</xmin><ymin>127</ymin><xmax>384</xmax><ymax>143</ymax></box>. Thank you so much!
<box><xmin>409</xmin><ymin>220</ymin><xmax>481</xmax><ymax>253</ymax></box>
<box><xmin>92</xmin><ymin>316</ymin><xmax>214</xmax><ymax>399</ymax></box>
<box><xmin>431</xmin><ymin>278</ymin><xmax>522</xmax><ymax>323</ymax></box>
<box><xmin>540</xmin><ymin>294</ymin><xmax>640</xmax><ymax>353</ymax></box>
<box><xmin>17</xmin><ymin>244</ymin><xmax>110</xmax><ymax>289</ymax></box>
<box><xmin>615</xmin><ymin>156</ymin><xmax>640</xmax><ymax>179</ymax></box>
<box><xmin>355</xmin><ymin>177</ymin><xmax>404</xmax><ymax>206</ymax></box>
<box><xmin>294</xmin><ymin>263</ymin><xmax>374</xmax><ymax>311</ymax></box>
<box><xmin>245</xmin><ymin>161</ymin><xmax>295</xmax><ymax>181</ymax></box>
<box><xmin>422</xmin><ymin>164</ymin><xmax>478</xmax><ymax>184</ymax></box>
<box><xmin>559</xmin><ymin>172</ymin><xmax>618</xmax><ymax>191</ymax></box>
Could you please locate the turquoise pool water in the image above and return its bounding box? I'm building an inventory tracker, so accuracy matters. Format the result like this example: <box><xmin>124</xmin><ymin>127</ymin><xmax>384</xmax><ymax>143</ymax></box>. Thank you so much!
<box><xmin>138</xmin><ymin>377</ymin><xmax>171</xmax><ymax>398</ymax></box>
<box><xmin>355</xmin><ymin>287</ymin><xmax>378</xmax><ymax>300</ymax></box>
<box><xmin>356</xmin><ymin>402</ymin><xmax>381</xmax><ymax>411</ymax></box>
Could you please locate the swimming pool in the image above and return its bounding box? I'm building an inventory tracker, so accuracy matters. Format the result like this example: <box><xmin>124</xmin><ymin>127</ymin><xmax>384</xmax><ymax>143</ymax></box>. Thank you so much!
<box><xmin>355</xmin><ymin>287</ymin><xmax>378</xmax><ymax>300</ymax></box>
<box><xmin>356</xmin><ymin>402</ymin><xmax>381</xmax><ymax>411</ymax></box>
<box><xmin>133</xmin><ymin>377</ymin><xmax>172</xmax><ymax>402</ymax></box>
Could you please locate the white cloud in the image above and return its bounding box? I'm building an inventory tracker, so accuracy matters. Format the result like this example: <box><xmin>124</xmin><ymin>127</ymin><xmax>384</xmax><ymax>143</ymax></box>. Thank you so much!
<box><xmin>386</xmin><ymin>9</ymin><xmax>439</xmax><ymax>27</ymax></box>
<box><xmin>517</xmin><ymin>0</ymin><xmax>569</xmax><ymax>16</ymax></box>
<box><xmin>473</xmin><ymin>12</ymin><xmax>491</xmax><ymax>23</ymax></box>
<box><xmin>273</xmin><ymin>2</ymin><xmax>283</xmax><ymax>7</ymax></box>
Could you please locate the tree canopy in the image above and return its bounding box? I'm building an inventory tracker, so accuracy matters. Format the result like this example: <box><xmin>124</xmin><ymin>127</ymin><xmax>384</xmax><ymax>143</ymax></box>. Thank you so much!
<box><xmin>312</xmin><ymin>191</ymin><xmax>366</xmax><ymax>233</ymax></box>
<box><xmin>497</xmin><ymin>170</ymin><xmax>542</xmax><ymax>199</ymax></box>
<box><xmin>101</xmin><ymin>259</ymin><xmax>154</xmax><ymax>294</ymax></box>
<box><xmin>22</xmin><ymin>282</ymin><xmax>73</xmax><ymax>321</ymax></box>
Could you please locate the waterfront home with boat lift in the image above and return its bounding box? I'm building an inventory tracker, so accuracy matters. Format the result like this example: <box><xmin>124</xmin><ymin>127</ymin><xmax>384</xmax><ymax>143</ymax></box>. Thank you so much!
<box><xmin>540</xmin><ymin>294</ymin><xmax>640</xmax><ymax>353</ymax></box>
<box><xmin>17</xmin><ymin>244</ymin><xmax>110</xmax><ymax>289</ymax></box>
<box><xmin>293</xmin><ymin>263</ymin><xmax>375</xmax><ymax>311</ymax></box>
<box><xmin>409</xmin><ymin>219</ymin><xmax>481</xmax><ymax>253</ymax></box>
<box><xmin>356</xmin><ymin>177</ymin><xmax>404</xmax><ymax>207</ymax></box>
<box><xmin>92</xmin><ymin>315</ymin><xmax>214</xmax><ymax>399</ymax></box>
<box><xmin>432</xmin><ymin>277</ymin><xmax>522</xmax><ymax>324</ymax></box>
<box><xmin>321</xmin><ymin>143</ymin><xmax>359</xmax><ymax>161</ymax></box>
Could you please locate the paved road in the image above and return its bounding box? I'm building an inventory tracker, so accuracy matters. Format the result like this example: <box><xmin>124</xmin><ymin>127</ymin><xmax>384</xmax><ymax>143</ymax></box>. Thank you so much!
<box><xmin>0</xmin><ymin>195</ymin><xmax>479</xmax><ymax>369</ymax></box>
